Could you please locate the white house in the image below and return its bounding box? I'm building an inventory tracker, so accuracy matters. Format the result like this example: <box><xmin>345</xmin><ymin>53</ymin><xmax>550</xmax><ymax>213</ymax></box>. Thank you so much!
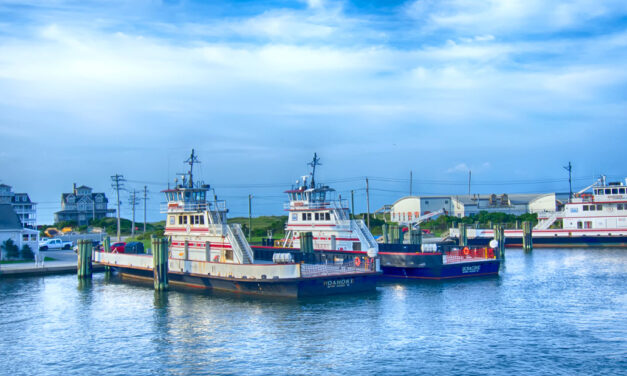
<box><xmin>0</xmin><ymin>204</ymin><xmax>39</xmax><ymax>260</ymax></box>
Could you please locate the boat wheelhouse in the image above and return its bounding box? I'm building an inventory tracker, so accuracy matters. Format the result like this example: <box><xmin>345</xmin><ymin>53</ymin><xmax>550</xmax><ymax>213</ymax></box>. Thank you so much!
<box><xmin>95</xmin><ymin>150</ymin><xmax>380</xmax><ymax>297</ymax></box>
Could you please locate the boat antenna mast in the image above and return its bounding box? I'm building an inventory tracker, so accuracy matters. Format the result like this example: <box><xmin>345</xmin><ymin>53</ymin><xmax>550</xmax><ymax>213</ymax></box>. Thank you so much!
<box><xmin>308</xmin><ymin>153</ymin><xmax>321</xmax><ymax>189</ymax></box>
<box><xmin>563</xmin><ymin>161</ymin><xmax>572</xmax><ymax>201</ymax></box>
<box><xmin>185</xmin><ymin>149</ymin><xmax>201</xmax><ymax>188</ymax></box>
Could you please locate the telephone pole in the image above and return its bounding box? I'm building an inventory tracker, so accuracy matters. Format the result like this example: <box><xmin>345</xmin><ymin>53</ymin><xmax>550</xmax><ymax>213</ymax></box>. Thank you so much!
<box><xmin>350</xmin><ymin>190</ymin><xmax>355</xmax><ymax>219</ymax></box>
<box><xmin>248</xmin><ymin>194</ymin><xmax>253</xmax><ymax>240</ymax></box>
<box><xmin>143</xmin><ymin>185</ymin><xmax>149</xmax><ymax>233</ymax></box>
<box><xmin>563</xmin><ymin>162</ymin><xmax>573</xmax><ymax>200</ymax></box>
<box><xmin>111</xmin><ymin>174</ymin><xmax>125</xmax><ymax>241</ymax></box>
<box><xmin>129</xmin><ymin>189</ymin><xmax>140</xmax><ymax>238</ymax></box>
<box><xmin>366</xmin><ymin>177</ymin><xmax>371</xmax><ymax>230</ymax></box>
<box><xmin>468</xmin><ymin>170</ymin><xmax>472</xmax><ymax>196</ymax></box>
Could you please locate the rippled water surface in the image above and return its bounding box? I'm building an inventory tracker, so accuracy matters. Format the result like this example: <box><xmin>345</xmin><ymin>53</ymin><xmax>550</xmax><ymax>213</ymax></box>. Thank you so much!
<box><xmin>1</xmin><ymin>248</ymin><xmax>625</xmax><ymax>375</ymax></box>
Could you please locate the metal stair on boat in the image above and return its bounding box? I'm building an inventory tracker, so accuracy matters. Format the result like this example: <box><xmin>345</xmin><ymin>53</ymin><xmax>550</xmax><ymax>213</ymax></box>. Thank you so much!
<box><xmin>227</xmin><ymin>223</ymin><xmax>255</xmax><ymax>264</ymax></box>
<box><xmin>352</xmin><ymin>219</ymin><xmax>379</xmax><ymax>252</ymax></box>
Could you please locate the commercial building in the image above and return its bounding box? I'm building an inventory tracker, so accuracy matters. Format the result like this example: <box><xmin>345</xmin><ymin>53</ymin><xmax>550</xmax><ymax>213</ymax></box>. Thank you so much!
<box><xmin>54</xmin><ymin>184</ymin><xmax>115</xmax><ymax>226</ymax></box>
<box><xmin>0</xmin><ymin>184</ymin><xmax>37</xmax><ymax>228</ymax></box>
<box><xmin>389</xmin><ymin>193</ymin><xmax>565</xmax><ymax>223</ymax></box>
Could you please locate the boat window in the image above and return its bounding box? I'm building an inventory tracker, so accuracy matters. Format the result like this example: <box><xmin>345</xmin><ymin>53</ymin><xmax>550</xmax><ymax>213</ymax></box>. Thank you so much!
<box><xmin>307</xmin><ymin>213</ymin><xmax>312</xmax><ymax>220</ymax></box>
<box><xmin>292</xmin><ymin>213</ymin><xmax>297</xmax><ymax>221</ymax></box>
<box><xmin>169</xmin><ymin>216</ymin><xmax>175</xmax><ymax>225</ymax></box>
<box><xmin>325</xmin><ymin>213</ymin><xmax>330</xmax><ymax>220</ymax></box>
<box><xmin>200</xmin><ymin>215</ymin><xmax>205</xmax><ymax>225</ymax></box>
<box><xmin>577</xmin><ymin>221</ymin><xmax>583</xmax><ymax>229</ymax></box>
<box><xmin>618</xmin><ymin>204</ymin><xmax>623</xmax><ymax>210</ymax></box>
<box><xmin>585</xmin><ymin>221</ymin><xmax>592</xmax><ymax>229</ymax></box>
<box><xmin>315</xmin><ymin>213</ymin><xmax>319</xmax><ymax>220</ymax></box>
<box><xmin>583</xmin><ymin>205</ymin><xmax>588</xmax><ymax>211</ymax></box>
<box><xmin>605</xmin><ymin>189</ymin><xmax>611</xmax><ymax>194</ymax></box>
<box><xmin>178</xmin><ymin>215</ymin><xmax>183</xmax><ymax>225</ymax></box>
<box><xmin>302</xmin><ymin>213</ymin><xmax>306</xmax><ymax>221</ymax></box>
<box><xmin>597</xmin><ymin>205</ymin><xmax>602</xmax><ymax>210</ymax></box>
<box><xmin>612</xmin><ymin>188</ymin><xmax>618</xmax><ymax>194</ymax></box>
<box><xmin>620</xmin><ymin>188</ymin><xmax>626</xmax><ymax>194</ymax></box>
<box><xmin>184</xmin><ymin>215</ymin><xmax>188</xmax><ymax>224</ymax></box>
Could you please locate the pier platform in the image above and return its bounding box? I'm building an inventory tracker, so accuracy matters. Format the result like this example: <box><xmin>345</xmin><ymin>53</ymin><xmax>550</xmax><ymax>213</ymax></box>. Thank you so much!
<box><xmin>0</xmin><ymin>260</ymin><xmax>104</xmax><ymax>278</ymax></box>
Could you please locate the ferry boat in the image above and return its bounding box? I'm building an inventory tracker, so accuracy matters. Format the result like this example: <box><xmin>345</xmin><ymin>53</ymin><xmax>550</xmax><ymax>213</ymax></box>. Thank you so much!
<box><xmin>252</xmin><ymin>154</ymin><xmax>501</xmax><ymax>279</ymax></box>
<box><xmin>94</xmin><ymin>151</ymin><xmax>380</xmax><ymax>297</ymax></box>
<box><xmin>449</xmin><ymin>176</ymin><xmax>627</xmax><ymax>248</ymax></box>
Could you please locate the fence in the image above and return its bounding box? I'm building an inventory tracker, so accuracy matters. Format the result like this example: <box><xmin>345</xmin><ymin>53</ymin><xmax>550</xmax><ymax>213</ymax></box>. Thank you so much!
<box><xmin>300</xmin><ymin>258</ymin><xmax>375</xmax><ymax>277</ymax></box>
<box><xmin>444</xmin><ymin>247</ymin><xmax>496</xmax><ymax>264</ymax></box>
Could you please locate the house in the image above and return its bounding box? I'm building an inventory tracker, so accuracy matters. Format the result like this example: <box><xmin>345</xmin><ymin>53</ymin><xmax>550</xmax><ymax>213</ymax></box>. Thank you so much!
<box><xmin>0</xmin><ymin>184</ymin><xmax>37</xmax><ymax>228</ymax></box>
<box><xmin>54</xmin><ymin>183</ymin><xmax>116</xmax><ymax>226</ymax></box>
<box><xmin>0</xmin><ymin>204</ymin><xmax>38</xmax><ymax>260</ymax></box>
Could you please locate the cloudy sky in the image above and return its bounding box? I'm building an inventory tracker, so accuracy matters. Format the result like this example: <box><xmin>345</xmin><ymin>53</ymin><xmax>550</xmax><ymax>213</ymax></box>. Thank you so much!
<box><xmin>1</xmin><ymin>0</ymin><xmax>626</xmax><ymax>223</ymax></box>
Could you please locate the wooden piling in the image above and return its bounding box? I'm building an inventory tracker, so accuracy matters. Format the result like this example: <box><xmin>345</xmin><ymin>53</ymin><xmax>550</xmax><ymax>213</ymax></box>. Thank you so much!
<box><xmin>382</xmin><ymin>224</ymin><xmax>388</xmax><ymax>243</ymax></box>
<box><xmin>458</xmin><ymin>223</ymin><xmax>467</xmax><ymax>247</ymax></box>
<box><xmin>300</xmin><ymin>232</ymin><xmax>313</xmax><ymax>253</ymax></box>
<box><xmin>410</xmin><ymin>226</ymin><xmax>422</xmax><ymax>246</ymax></box>
<box><xmin>103</xmin><ymin>236</ymin><xmax>111</xmax><ymax>272</ymax></box>
<box><xmin>522</xmin><ymin>221</ymin><xmax>533</xmax><ymax>253</ymax></box>
<box><xmin>493</xmin><ymin>225</ymin><xmax>505</xmax><ymax>260</ymax></box>
<box><xmin>77</xmin><ymin>239</ymin><xmax>93</xmax><ymax>279</ymax></box>
<box><xmin>152</xmin><ymin>236</ymin><xmax>169</xmax><ymax>291</ymax></box>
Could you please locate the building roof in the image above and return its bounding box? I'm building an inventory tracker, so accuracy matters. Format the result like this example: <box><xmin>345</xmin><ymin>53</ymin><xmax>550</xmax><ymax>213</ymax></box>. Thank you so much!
<box><xmin>0</xmin><ymin>183</ymin><xmax>11</xmax><ymax>188</ymax></box>
<box><xmin>76</xmin><ymin>185</ymin><xmax>92</xmax><ymax>190</ymax></box>
<box><xmin>0</xmin><ymin>204</ymin><xmax>23</xmax><ymax>230</ymax></box>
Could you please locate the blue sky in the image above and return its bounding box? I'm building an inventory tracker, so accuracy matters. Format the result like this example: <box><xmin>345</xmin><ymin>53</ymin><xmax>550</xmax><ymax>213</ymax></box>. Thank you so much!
<box><xmin>1</xmin><ymin>0</ymin><xmax>626</xmax><ymax>224</ymax></box>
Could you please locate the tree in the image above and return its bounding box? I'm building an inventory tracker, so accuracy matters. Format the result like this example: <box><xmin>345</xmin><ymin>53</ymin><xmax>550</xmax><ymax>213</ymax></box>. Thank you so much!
<box><xmin>2</xmin><ymin>239</ymin><xmax>20</xmax><ymax>259</ymax></box>
<box><xmin>21</xmin><ymin>244</ymin><xmax>34</xmax><ymax>260</ymax></box>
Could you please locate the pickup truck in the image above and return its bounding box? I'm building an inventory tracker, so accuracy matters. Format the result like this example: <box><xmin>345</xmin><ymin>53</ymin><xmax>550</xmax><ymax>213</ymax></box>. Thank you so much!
<box><xmin>39</xmin><ymin>238</ymin><xmax>73</xmax><ymax>251</ymax></box>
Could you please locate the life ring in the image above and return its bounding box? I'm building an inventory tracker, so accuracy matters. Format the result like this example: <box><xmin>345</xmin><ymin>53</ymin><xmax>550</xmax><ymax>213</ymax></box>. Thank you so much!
<box><xmin>354</xmin><ymin>257</ymin><xmax>361</xmax><ymax>266</ymax></box>
<box><xmin>462</xmin><ymin>247</ymin><xmax>470</xmax><ymax>256</ymax></box>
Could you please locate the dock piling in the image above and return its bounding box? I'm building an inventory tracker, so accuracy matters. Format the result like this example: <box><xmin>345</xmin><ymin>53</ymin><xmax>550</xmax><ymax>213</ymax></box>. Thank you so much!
<box><xmin>493</xmin><ymin>225</ymin><xmax>505</xmax><ymax>260</ymax></box>
<box><xmin>103</xmin><ymin>236</ymin><xmax>111</xmax><ymax>272</ymax></box>
<box><xmin>152</xmin><ymin>236</ymin><xmax>169</xmax><ymax>291</ymax></box>
<box><xmin>458</xmin><ymin>223</ymin><xmax>467</xmax><ymax>247</ymax></box>
<box><xmin>382</xmin><ymin>224</ymin><xmax>388</xmax><ymax>243</ymax></box>
<box><xmin>410</xmin><ymin>226</ymin><xmax>422</xmax><ymax>246</ymax></box>
<box><xmin>522</xmin><ymin>221</ymin><xmax>533</xmax><ymax>253</ymax></box>
<box><xmin>77</xmin><ymin>239</ymin><xmax>93</xmax><ymax>279</ymax></box>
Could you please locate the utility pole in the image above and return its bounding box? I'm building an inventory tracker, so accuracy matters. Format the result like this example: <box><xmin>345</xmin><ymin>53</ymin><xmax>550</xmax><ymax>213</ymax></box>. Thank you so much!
<box><xmin>366</xmin><ymin>177</ymin><xmax>371</xmax><ymax>230</ymax></box>
<box><xmin>410</xmin><ymin>170</ymin><xmax>413</xmax><ymax>196</ymax></box>
<box><xmin>248</xmin><ymin>194</ymin><xmax>253</xmax><ymax>240</ymax></box>
<box><xmin>563</xmin><ymin>162</ymin><xmax>573</xmax><ymax>201</ymax></box>
<box><xmin>468</xmin><ymin>170</ymin><xmax>472</xmax><ymax>196</ymax></box>
<box><xmin>111</xmin><ymin>174</ymin><xmax>125</xmax><ymax>241</ymax></box>
<box><xmin>143</xmin><ymin>185</ymin><xmax>148</xmax><ymax>233</ymax></box>
<box><xmin>351</xmin><ymin>190</ymin><xmax>355</xmax><ymax>219</ymax></box>
<box><xmin>129</xmin><ymin>189</ymin><xmax>139</xmax><ymax>238</ymax></box>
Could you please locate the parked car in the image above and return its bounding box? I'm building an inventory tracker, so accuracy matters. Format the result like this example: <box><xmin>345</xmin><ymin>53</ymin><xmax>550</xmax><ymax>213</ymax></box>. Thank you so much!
<box><xmin>73</xmin><ymin>240</ymin><xmax>103</xmax><ymax>253</ymax></box>
<box><xmin>111</xmin><ymin>242</ymin><xmax>126</xmax><ymax>253</ymax></box>
<box><xmin>125</xmin><ymin>241</ymin><xmax>145</xmax><ymax>254</ymax></box>
<box><xmin>39</xmin><ymin>238</ymin><xmax>73</xmax><ymax>251</ymax></box>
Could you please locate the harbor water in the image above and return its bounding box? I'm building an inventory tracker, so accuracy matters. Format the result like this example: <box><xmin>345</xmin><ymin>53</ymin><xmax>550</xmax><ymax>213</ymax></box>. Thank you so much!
<box><xmin>0</xmin><ymin>248</ymin><xmax>625</xmax><ymax>376</ymax></box>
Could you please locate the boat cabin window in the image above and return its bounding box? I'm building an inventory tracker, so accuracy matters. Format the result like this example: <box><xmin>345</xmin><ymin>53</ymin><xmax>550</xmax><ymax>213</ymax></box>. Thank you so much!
<box><xmin>325</xmin><ymin>213</ymin><xmax>330</xmax><ymax>220</ymax></box>
<box><xmin>583</xmin><ymin>205</ymin><xmax>589</xmax><ymax>211</ymax></box>
<box><xmin>292</xmin><ymin>213</ymin><xmax>297</xmax><ymax>221</ymax></box>
<box><xmin>597</xmin><ymin>205</ymin><xmax>602</xmax><ymax>210</ymax></box>
<box><xmin>620</xmin><ymin>188</ymin><xmax>626</xmax><ymax>194</ymax></box>
<box><xmin>618</xmin><ymin>204</ymin><xmax>623</xmax><ymax>210</ymax></box>
<box><xmin>315</xmin><ymin>213</ymin><xmax>319</xmax><ymax>220</ymax></box>
<box><xmin>605</xmin><ymin>189</ymin><xmax>611</xmax><ymax>194</ymax></box>
<box><xmin>178</xmin><ymin>215</ymin><xmax>187</xmax><ymax>225</ymax></box>
<box><xmin>589</xmin><ymin>205</ymin><xmax>595</xmax><ymax>211</ymax></box>
<box><xmin>307</xmin><ymin>213</ymin><xmax>312</xmax><ymax>220</ymax></box>
<box><xmin>612</xmin><ymin>188</ymin><xmax>618</xmax><ymax>194</ymax></box>
<box><xmin>169</xmin><ymin>216</ymin><xmax>175</xmax><ymax>225</ymax></box>
<box><xmin>302</xmin><ymin>213</ymin><xmax>306</xmax><ymax>221</ymax></box>
<box><xmin>577</xmin><ymin>221</ymin><xmax>583</xmax><ymax>229</ymax></box>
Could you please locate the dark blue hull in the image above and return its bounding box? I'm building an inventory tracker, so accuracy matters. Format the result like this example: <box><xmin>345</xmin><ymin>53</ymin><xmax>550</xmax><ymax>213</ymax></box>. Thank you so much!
<box><xmin>381</xmin><ymin>260</ymin><xmax>501</xmax><ymax>280</ymax></box>
<box><xmin>113</xmin><ymin>266</ymin><xmax>378</xmax><ymax>298</ymax></box>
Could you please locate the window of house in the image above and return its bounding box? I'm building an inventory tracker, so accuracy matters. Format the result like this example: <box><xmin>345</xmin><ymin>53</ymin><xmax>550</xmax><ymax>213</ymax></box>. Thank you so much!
<box><xmin>23</xmin><ymin>234</ymin><xmax>28</xmax><ymax>241</ymax></box>
<box><xmin>425</xmin><ymin>200</ymin><xmax>429</xmax><ymax>204</ymax></box>
<box><xmin>597</xmin><ymin>205</ymin><xmax>603</xmax><ymax>211</ymax></box>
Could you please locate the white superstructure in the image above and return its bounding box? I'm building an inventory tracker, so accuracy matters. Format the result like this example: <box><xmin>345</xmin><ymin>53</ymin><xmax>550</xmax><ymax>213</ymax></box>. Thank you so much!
<box><xmin>281</xmin><ymin>154</ymin><xmax>378</xmax><ymax>253</ymax></box>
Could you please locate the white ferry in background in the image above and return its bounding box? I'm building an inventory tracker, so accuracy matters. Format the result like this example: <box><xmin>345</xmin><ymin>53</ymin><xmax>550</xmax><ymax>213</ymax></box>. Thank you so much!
<box><xmin>450</xmin><ymin>176</ymin><xmax>627</xmax><ymax>248</ymax></box>
<box><xmin>253</xmin><ymin>154</ymin><xmax>502</xmax><ymax>279</ymax></box>
<box><xmin>95</xmin><ymin>151</ymin><xmax>380</xmax><ymax>298</ymax></box>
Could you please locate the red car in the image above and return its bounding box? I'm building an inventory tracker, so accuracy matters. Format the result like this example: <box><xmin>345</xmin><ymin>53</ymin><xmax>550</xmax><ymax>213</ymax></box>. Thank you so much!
<box><xmin>111</xmin><ymin>242</ymin><xmax>126</xmax><ymax>253</ymax></box>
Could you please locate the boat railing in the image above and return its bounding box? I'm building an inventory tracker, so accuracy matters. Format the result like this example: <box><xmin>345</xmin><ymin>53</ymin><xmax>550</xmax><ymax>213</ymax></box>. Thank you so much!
<box><xmin>161</xmin><ymin>200</ymin><xmax>227</xmax><ymax>213</ymax></box>
<box><xmin>443</xmin><ymin>247</ymin><xmax>496</xmax><ymax>264</ymax></box>
<box><xmin>300</xmin><ymin>258</ymin><xmax>376</xmax><ymax>277</ymax></box>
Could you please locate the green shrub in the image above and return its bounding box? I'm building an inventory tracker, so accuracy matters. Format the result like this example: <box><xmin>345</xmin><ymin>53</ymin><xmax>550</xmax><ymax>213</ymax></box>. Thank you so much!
<box><xmin>21</xmin><ymin>244</ymin><xmax>34</xmax><ymax>260</ymax></box>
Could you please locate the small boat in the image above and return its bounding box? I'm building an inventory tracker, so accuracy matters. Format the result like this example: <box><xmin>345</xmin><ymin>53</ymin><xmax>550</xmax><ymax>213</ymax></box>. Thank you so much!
<box><xmin>252</xmin><ymin>154</ymin><xmax>501</xmax><ymax>279</ymax></box>
<box><xmin>94</xmin><ymin>150</ymin><xmax>380</xmax><ymax>297</ymax></box>
<box><xmin>449</xmin><ymin>176</ymin><xmax>627</xmax><ymax>248</ymax></box>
